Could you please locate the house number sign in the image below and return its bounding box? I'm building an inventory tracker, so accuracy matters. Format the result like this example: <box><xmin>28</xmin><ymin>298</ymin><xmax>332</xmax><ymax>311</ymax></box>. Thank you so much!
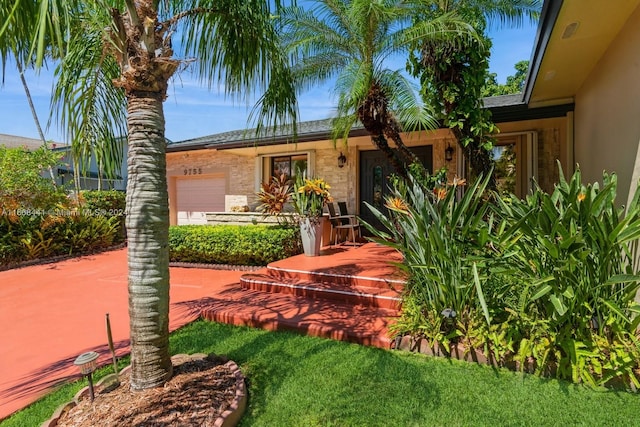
<box><xmin>184</xmin><ymin>168</ymin><xmax>203</xmax><ymax>175</ymax></box>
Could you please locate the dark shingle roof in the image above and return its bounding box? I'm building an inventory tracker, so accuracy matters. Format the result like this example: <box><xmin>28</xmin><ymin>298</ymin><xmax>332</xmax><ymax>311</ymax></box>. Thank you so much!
<box><xmin>166</xmin><ymin>119</ymin><xmax>368</xmax><ymax>152</ymax></box>
<box><xmin>482</xmin><ymin>94</ymin><xmax>525</xmax><ymax>108</ymax></box>
<box><xmin>167</xmin><ymin>94</ymin><xmax>573</xmax><ymax>153</ymax></box>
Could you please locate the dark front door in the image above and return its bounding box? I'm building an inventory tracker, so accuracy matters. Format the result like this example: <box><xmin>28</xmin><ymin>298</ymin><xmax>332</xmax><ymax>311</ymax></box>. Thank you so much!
<box><xmin>359</xmin><ymin>146</ymin><xmax>433</xmax><ymax>233</ymax></box>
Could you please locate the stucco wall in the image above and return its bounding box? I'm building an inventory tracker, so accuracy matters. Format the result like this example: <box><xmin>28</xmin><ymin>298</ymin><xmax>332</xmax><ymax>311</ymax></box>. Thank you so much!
<box><xmin>574</xmin><ymin>5</ymin><xmax>640</xmax><ymax>206</ymax></box>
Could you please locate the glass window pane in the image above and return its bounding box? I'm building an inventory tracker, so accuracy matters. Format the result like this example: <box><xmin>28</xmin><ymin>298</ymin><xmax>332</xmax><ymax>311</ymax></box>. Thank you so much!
<box><xmin>291</xmin><ymin>155</ymin><xmax>307</xmax><ymax>178</ymax></box>
<box><xmin>493</xmin><ymin>144</ymin><xmax>516</xmax><ymax>195</ymax></box>
<box><xmin>373</xmin><ymin>165</ymin><xmax>383</xmax><ymax>208</ymax></box>
<box><xmin>272</xmin><ymin>156</ymin><xmax>291</xmax><ymax>178</ymax></box>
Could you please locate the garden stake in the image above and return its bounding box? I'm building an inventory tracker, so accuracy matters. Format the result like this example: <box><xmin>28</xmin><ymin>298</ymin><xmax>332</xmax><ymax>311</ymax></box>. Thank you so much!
<box><xmin>106</xmin><ymin>313</ymin><xmax>118</xmax><ymax>375</ymax></box>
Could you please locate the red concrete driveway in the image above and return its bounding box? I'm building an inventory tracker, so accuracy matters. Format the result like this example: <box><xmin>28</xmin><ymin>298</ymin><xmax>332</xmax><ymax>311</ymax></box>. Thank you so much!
<box><xmin>0</xmin><ymin>248</ymin><xmax>245</xmax><ymax>420</ymax></box>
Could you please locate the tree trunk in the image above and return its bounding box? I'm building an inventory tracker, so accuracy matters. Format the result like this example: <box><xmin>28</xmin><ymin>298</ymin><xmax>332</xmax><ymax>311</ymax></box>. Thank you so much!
<box><xmin>125</xmin><ymin>95</ymin><xmax>172</xmax><ymax>390</ymax></box>
<box><xmin>17</xmin><ymin>61</ymin><xmax>57</xmax><ymax>185</ymax></box>
<box><xmin>371</xmin><ymin>133</ymin><xmax>407</xmax><ymax>178</ymax></box>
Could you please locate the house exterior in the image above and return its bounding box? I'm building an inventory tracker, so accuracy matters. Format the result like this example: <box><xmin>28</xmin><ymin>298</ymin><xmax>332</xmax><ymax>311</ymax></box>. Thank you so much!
<box><xmin>524</xmin><ymin>0</ymin><xmax>640</xmax><ymax>207</ymax></box>
<box><xmin>165</xmin><ymin>0</ymin><xmax>640</xmax><ymax>225</ymax></box>
<box><xmin>52</xmin><ymin>139</ymin><xmax>128</xmax><ymax>191</ymax></box>
<box><xmin>0</xmin><ymin>134</ymin><xmax>57</xmax><ymax>151</ymax></box>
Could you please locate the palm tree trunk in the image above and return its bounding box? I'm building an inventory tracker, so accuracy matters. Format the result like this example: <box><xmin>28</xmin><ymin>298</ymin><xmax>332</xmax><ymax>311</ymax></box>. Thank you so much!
<box><xmin>384</xmin><ymin>122</ymin><xmax>420</xmax><ymax>167</ymax></box>
<box><xmin>17</xmin><ymin>61</ymin><xmax>57</xmax><ymax>185</ymax></box>
<box><xmin>371</xmin><ymin>133</ymin><xmax>407</xmax><ymax>178</ymax></box>
<box><xmin>125</xmin><ymin>94</ymin><xmax>172</xmax><ymax>390</ymax></box>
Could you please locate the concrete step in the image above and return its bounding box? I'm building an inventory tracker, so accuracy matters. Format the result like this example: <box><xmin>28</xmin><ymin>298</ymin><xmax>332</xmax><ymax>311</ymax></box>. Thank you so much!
<box><xmin>264</xmin><ymin>264</ymin><xmax>406</xmax><ymax>291</ymax></box>
<box><xmin>240</xmin><ymin>273</ymin><xmax>402</xmax><ymax>310</ymax></box>
<box><xmin>199</xmin><ymin>287</ymin><xmax>399</xmax><ymax>349</ymax></box>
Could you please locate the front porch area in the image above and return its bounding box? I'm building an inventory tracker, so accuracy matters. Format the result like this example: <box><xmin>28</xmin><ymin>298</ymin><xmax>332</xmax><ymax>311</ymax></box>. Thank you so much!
<box><xmin>201</xmin><ymin>242</ymin><xmax>406</xmax><ymax>348</ymax></box>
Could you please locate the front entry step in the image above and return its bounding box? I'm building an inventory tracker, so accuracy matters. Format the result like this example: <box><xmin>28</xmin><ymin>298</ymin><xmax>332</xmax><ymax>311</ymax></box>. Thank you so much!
<box><xmin>200</xmin><ymin>287</ymin><xmax>399</xmax><ymax>349</ymax></box>
<box><xmin>240</xmin><ymin>273</ymin><xmax>402</xmax><ymax>310</ymax></box>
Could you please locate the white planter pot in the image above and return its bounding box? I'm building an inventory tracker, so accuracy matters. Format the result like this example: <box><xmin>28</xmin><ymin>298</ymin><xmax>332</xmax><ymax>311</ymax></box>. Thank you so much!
<box><xmin>299</xmin><ymin>217</ymin><xmax>322</xmax><ymax>256</ymax></box>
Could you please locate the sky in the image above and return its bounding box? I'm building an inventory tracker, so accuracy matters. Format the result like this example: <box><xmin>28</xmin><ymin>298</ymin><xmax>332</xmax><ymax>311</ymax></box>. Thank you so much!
<box><xmin>0</xmin><ymin>22</ymin><xmax>538</xmax><ymax>145</ymax></box>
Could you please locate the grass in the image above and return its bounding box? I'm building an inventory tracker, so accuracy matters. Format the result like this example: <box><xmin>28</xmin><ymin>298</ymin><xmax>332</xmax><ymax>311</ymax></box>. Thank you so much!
<box><xmin>4</xmin><ymin>320</ymin><xmax>640</xmax><ymax>426</ymax></box>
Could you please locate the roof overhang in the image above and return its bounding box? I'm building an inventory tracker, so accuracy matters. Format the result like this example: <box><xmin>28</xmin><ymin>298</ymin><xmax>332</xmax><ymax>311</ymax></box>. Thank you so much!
<box><xmin>524</xmin><ymin>0</ymin><xmax>640</xmax><ymax>107</ymax></box>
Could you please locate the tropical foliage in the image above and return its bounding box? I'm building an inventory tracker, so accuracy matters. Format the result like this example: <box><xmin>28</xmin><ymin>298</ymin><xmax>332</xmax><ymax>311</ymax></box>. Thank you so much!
<box><xmin>0</xmin><ymin>146</ymin><xmax>66</xmax><ymax>210</ymax></box>
<box><xmin>256</xmin><ymin>173</ymin><xmax>294</xmax><ymax>218</ymax></box>
<box><xmin>280</xmin><ymin>0</ymin><xmax>476</xmax><ymax>177</ymax></box>
<box><xmin>483</xmin><ymin>59</ymin><xmax>530</xmax><ymax>96</ymax></box>
<box><xmin>370</xmin><ymin>164</ymin><xmax>640</xmax><ymax>388</ymax></box>
<box><xmin>408</xmin><ymin>0</ymin><xmax>541</xmax><ymax>183</ymax></box>
<box><xmin>291</xmin><ymin>175</ymin><xmax>332</xmax><ymax>220</ymax></box>
<box><xmin>0</xmin><ymin>209</ymin><xmax>121</xmax><ymax>265</ymax></box>
<box><xmin>79</xmin><ymin>190</ymin><xmax>127</xmax><ymax>240</ymax></box>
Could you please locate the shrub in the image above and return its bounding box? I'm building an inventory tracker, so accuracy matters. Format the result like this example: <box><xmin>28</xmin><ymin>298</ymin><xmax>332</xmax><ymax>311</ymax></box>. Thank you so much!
<box><xmin>0</xmin><ymin>151</ymin><xmax>126</xmax><ymax>266</ymax></box>
<box><xmin>367</xmin><ymin>171</ymin><xmax>498</xmax><ymax>349</ymax></box>
<box><xmin>79</xmin><ymin>190</ymin><xmax>126</xmax><ymax>242</ymax></box>
<box><xmin>169</xmin><ymin>224</ymin><xmax>302</xmax><ymax>266</ymax></box>
<box><xmin>256</xmin><ymin>174</ymin><xmax>294</xmax><ymax>219</ymax></box>
<box><xmin>371</xmin><ymin>163</ymin><xmax>640</xmax><ymax>389</ymax></box>
<box><xmin>0</xmin><ymin>145</ymin><xmax>67</xmax><ymax>210</ymax></box>
<box><xmin>0</xmin><ymin>211</ymin><xmax>121</xmax><ymax>265</ymax></box>
<box><xmin>492</xmin><ymin>164</ymin><xmax>640</xmax><ymax>387</ymax></box>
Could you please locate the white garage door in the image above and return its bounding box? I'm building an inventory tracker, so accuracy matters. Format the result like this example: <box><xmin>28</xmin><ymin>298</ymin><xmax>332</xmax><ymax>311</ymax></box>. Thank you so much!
<box><xmin>176</xmin><ymin>175</ymin><xmax>226</xmax><ymax>225</ymax></box>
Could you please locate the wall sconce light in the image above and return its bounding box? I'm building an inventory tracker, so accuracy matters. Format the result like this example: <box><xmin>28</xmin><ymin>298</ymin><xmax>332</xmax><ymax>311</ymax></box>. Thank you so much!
<box><xmin>445</xmin><ymin>144</ymin><xmax>454</xmax><ymax>162</ymax></box>
<box><xmin>74</xmin><ymin>351</ymin><xmax>100</xmax><ymax>402</ymax></box>
<box><xmin>338</xmin><ymin>151</ymin><xmax>347</xmax><ymax>168</ymax></box>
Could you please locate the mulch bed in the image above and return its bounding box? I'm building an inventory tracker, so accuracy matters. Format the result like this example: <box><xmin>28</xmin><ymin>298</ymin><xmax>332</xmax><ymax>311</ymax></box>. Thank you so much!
<box><xmin>54</xmin><ymin>354</ymin><xmax>242</xmax><ymax>427</ymax></box>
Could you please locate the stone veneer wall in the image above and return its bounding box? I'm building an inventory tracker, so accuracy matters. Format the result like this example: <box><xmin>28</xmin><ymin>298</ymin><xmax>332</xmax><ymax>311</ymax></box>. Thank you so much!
<box><xmin>314</xmin><ymin>146</ymin><xmax>357</xmax><ymax>213</ymax></box>
<box><xmin>166</xmin><ymin>149</ymin><xmax>256</xmax><ymax>224</ymax></box>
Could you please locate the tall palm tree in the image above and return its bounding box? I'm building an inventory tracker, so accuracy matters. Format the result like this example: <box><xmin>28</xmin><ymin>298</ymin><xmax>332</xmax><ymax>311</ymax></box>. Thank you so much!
<box><xmin>411</xmin><ymin>0</ymin><xmax>541</xmax><ymax>183</ymax></box>
<box><xmin>5</xmin><ymin>0</ymin><xmax>297</xmax><ymax>390</ymax></box>
<box><xmin>281</xmin><ymin>0</ymin><xmax>476</xmax><ymax>177</ymax></box>
<box><xmin>1</xmin><ymin>0</ymin><xmax>60</xmax><ymax>184</ymax></box>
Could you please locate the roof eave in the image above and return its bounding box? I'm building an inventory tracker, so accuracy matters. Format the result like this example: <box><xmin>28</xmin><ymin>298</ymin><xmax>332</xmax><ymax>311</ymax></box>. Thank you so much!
<box><xmin>523</xmin><ymin>0</ymin><xmax>564</xmax><ymax>104</ymax></box>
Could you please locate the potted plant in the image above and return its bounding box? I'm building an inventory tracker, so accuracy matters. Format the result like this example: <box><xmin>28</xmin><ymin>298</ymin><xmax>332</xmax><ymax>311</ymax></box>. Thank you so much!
<box><xmin>291</xmin><ymin>175</ymin><xmax>332</xmax><ymax>256</ymax></box>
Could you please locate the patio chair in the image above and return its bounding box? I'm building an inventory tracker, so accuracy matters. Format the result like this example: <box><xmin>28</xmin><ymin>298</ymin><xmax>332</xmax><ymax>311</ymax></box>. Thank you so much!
<box><xmin>337</xmin><ymin>201</ymin><xmax>350</xmax><ymax>217</ymax></box>
<box><xmin>327</xmin><ymin>203</ymin><xmax>361</xmax><ymax>246</ymax></box>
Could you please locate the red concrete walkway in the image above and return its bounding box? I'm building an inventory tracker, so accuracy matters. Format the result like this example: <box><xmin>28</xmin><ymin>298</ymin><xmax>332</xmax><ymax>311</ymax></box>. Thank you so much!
<box><xmin>0</xmin><ymin>243</ymin><xmax>404</xmax><ymax>420</ymax></box>
<box><xmin>0</xmin><ymin>249</ymin><xmax>246</xmax><ymax>420</ymax></box>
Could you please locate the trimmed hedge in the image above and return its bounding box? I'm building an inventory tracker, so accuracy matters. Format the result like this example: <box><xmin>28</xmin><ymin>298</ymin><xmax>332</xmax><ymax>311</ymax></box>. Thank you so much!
<box><xmin>169</xmin><ymin>224</ymin><xmax>302</xmax><ymax>266</ymax></box>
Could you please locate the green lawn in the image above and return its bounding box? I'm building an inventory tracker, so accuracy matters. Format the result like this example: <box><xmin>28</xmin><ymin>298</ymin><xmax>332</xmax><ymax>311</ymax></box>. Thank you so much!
<box><xmin>4</xmin><ymin>320</ymin><xmax>640</xmax><ymax>426</ymax></box>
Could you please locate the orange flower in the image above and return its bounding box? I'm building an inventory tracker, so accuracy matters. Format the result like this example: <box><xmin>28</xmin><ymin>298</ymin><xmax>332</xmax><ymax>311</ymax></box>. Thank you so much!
<box><xmin>434</xmin><ymin>187</ymin><xmax>447</xmax><ymax>201</ymax></box>
<box><xmin>448</xmin><ymin>176</ymin><xmax>467</xmax><ymax>187</ymax></box>
<box><xmin>385</xmin><ymin>197</ymin><xmax>410</xmax><ymax>214</ymax></box>
<box><xmin>577</xmin><ymin>193</ymin><xmax>586</xmax><ymax>202</ymax></box>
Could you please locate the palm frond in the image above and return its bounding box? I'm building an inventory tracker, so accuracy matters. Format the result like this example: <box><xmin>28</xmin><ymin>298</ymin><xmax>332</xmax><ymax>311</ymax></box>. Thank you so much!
<box><xmin>177</xmin><ymin>0</ymin><xmax>298</xmax><ymax>134</ymax></box>
<box><xmin>50</xmin><ymin>13</ymin><xmax>126</xmax><ymax>180</ymax></box>
<box><xmin>378</xmin><ymin>69</ymin><xmax>438</xmax><ymax>132</ymax></box>
<box><xmin>480</xmin><ymin>0</ymin><xmax>542</xmax><ymax>30</ymax></box>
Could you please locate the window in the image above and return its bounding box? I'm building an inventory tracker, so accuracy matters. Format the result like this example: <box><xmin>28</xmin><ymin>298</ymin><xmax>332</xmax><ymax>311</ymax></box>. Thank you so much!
<box><xmin>271</xmin><ymin>154</ymin><xmax>308</xmax><ymax>179</ymax></box>
<box><xmin>492</xmin><ymin>132</ymin><xmax>537</xmax><ymax>198</ymax></box>
<box><xmin>257</xmin><ymin>152</ymin><xmax>314</xmax><ymax>191</ymax></box>
<box><xmin>493</xmin><ymin>143</ymin><xmax>517</xmax><ymax>195</ymax></box>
